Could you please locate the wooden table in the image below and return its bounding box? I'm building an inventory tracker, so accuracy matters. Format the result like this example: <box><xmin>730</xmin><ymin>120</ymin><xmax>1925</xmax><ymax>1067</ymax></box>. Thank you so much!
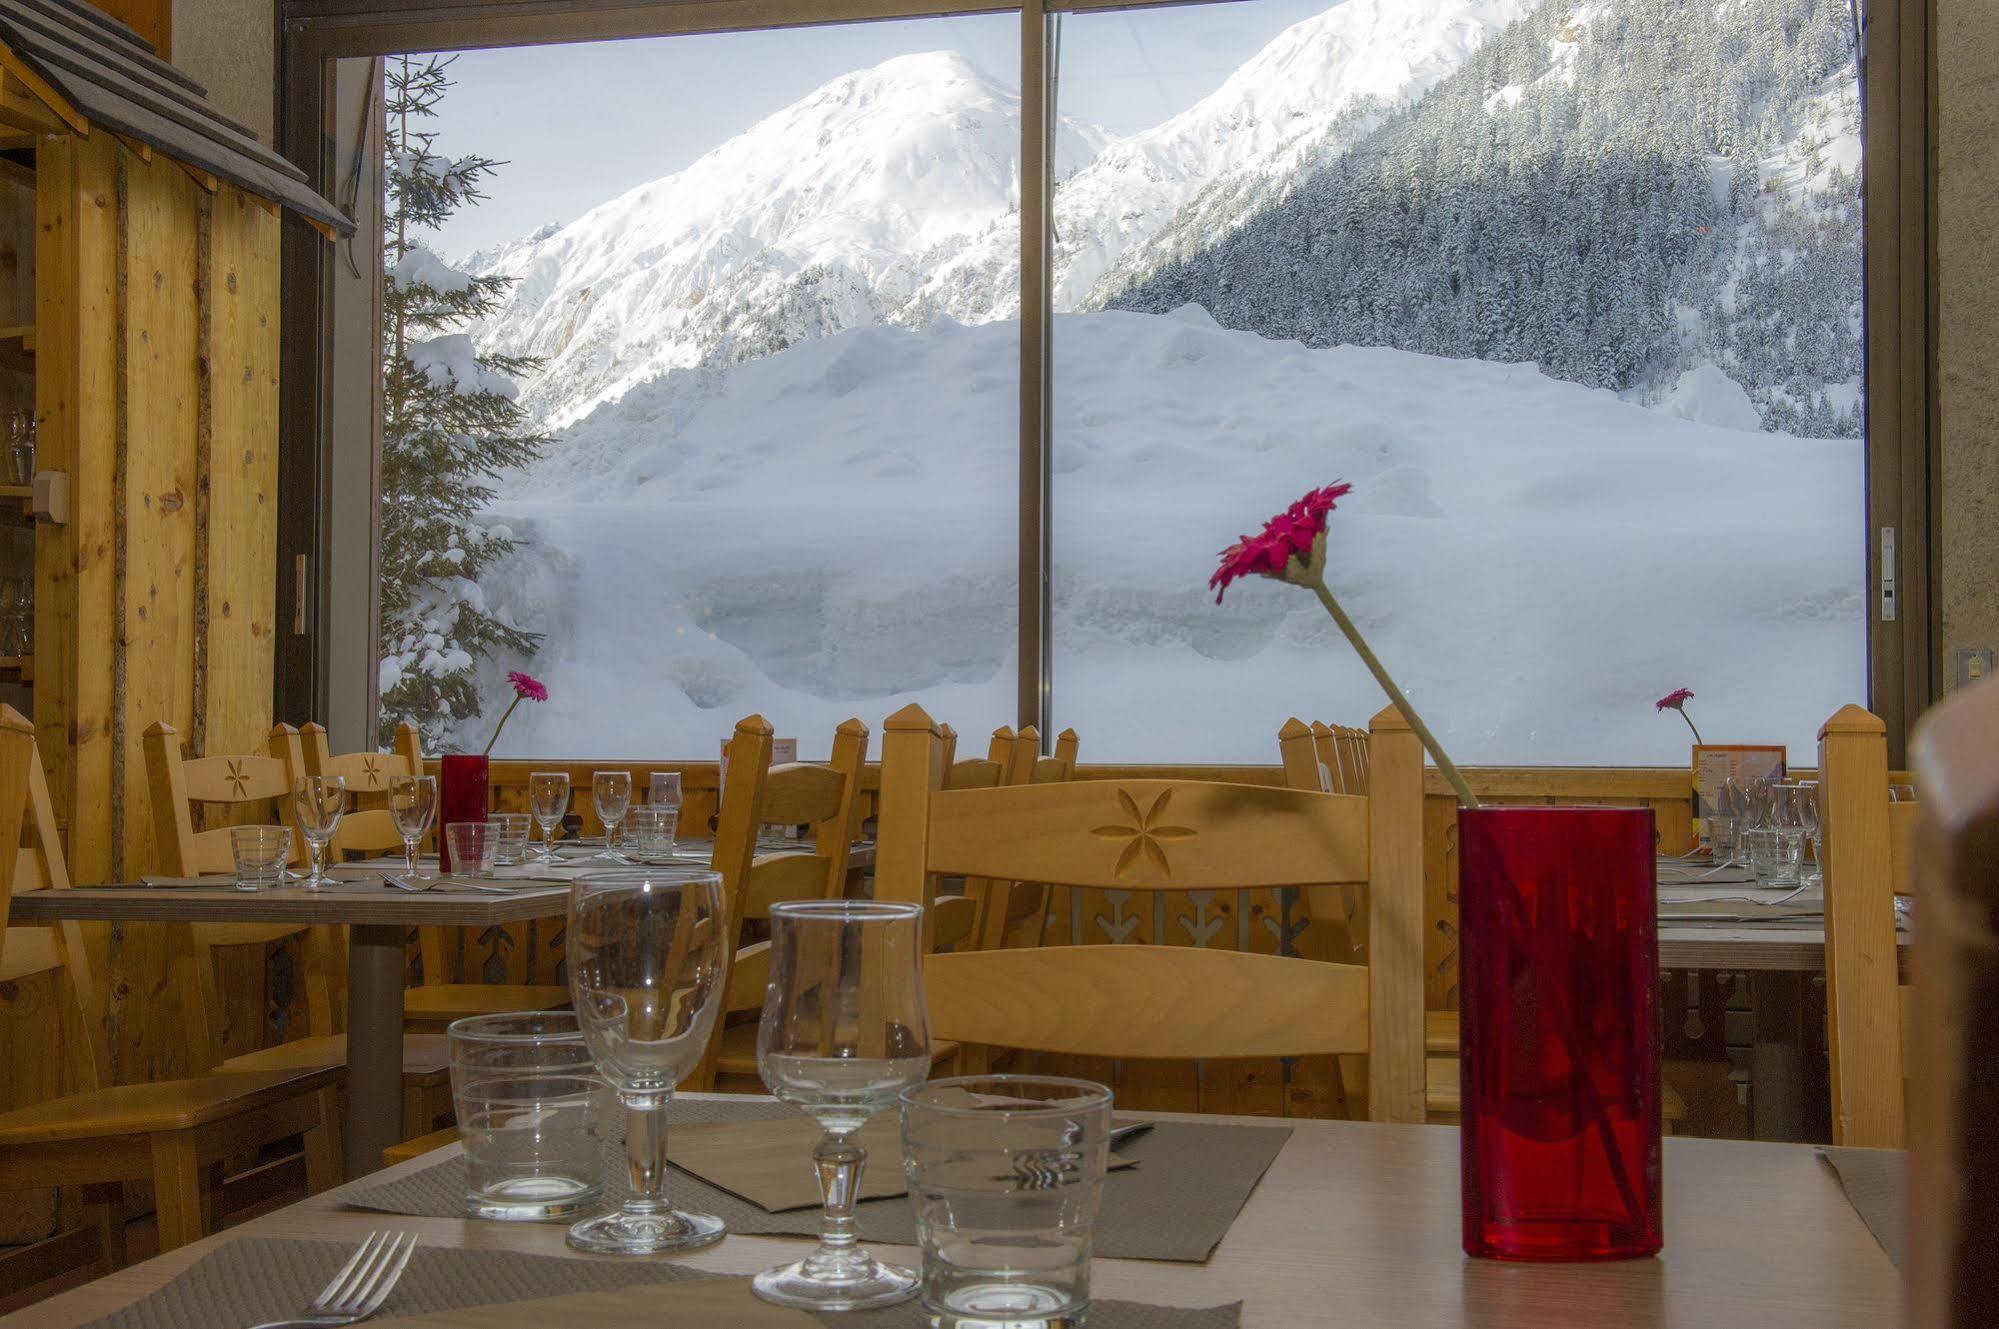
<box><xmin>9</xmin><ymin>1101</ymin><xmax>1899</xmax><ymax>1328</ymax></box>
<box><xmin>1660</xmin><ymin>923</ymin><xmax>1912</xmax><ymax>1142</ymax></box>
<box><xmin>6</xmin><ymin>883</ymin><xmax>572</xmax><ymax>1179</ymax></box>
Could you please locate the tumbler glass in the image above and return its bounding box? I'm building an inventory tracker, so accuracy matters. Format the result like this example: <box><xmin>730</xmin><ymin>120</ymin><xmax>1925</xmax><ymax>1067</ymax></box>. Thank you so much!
<box><xmin>229</xmin><ymin>825</ymin><xmax>291</xmax><ymax>891</ymax></box>
<box><xmin>900</xmin><ymin>1075</ymin><xmax>1114</xmax><ymax>1327</ymax></box>
<box><xmin>449</xmin><ymin>1011</ymin><xmax>608</xmax><ymax>1221</ymax></box>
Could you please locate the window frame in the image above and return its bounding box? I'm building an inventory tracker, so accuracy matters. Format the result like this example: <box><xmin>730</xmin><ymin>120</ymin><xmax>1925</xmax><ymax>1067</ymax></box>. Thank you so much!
<box><xmin>276</xmin><ymin>0</ymin><xmax>1935</xmax><ymax>762</ymax></box>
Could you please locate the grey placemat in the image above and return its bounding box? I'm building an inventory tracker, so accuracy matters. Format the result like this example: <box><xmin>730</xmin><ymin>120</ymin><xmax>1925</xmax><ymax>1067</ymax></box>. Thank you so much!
<box><xmin>78</xmin><ymin>1237</ymin><xmax>706</xmax><ymax>1329</ymax></box>
<box><xmin>81</xmin><ymin>1239</ymin><xmax>1238</xmax><ymax>1329</ymax></box>
<box><xmin>1818</xmin><ymin>1145</ymin><xmax>1905</xmax><ymax>1271</ymax></box>
<box><xmin>345</xmin><ymin>1099</ymin><xmax>1290</xmax><ymax>1263</ymax></box>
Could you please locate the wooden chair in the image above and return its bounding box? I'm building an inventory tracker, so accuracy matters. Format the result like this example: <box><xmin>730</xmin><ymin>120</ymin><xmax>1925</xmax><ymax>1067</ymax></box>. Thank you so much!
<box><xmin>1907</xmin><ymin>674</ymin><xmax>1999</xmax><ymax>1327</ymax></box>
<box><xmin>1818</xmin><ymin>703</ymin><xmax>1915</xmax><ymax>1148</ymax></box>
<box><xmin>143</xmin><ymin>722</ymin><xmax>453</xmax><ymax>1139</ymax></box>
<box><xmin>692</xmin><ymin>713</ymin><xmax>869</xmax><ymax>1089</ymax></box>
<box><xmin>1277</xmin><ymin>717</ymin><xmax>1367</xmax><ymax>795</ymax></box>
<box><xmin>955</xmin><ymin>724</ymin><xmax>1079</xmax><ymax>952</ymax></box>
<box><xmin>0</xmin><ymin>706</ymin><xmax>340</xmax><ymax>1286</ymax></box>
<box><xmin>301</xmin><ymin>724</ymin><xmax>569</xmax><ymax>1028</ymax></box>
<box><xmin>880</xmin><ymin>703</ymin><xmax>1426</xmax><ymax>1122</ymax></box>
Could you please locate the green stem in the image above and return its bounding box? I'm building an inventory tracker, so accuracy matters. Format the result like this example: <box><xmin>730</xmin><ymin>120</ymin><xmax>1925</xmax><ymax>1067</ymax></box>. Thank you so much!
<box><xmin>1309</xmin><ymin>578</ymin><xmax>1479</xmax><ymax>809</ymax></box>
<box><xmin>1679</xmin><ymin>710</ymin><xmax>1704</xmax><ymax>746</ymax></box>
<box><xmin>482</xmin><ymin>694</ymin><xmax>522</xmax><ymax>756</ymax></box>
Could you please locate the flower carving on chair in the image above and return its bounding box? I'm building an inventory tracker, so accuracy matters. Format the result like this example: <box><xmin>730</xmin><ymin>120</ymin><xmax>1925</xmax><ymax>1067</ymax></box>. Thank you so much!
<box><xmin>224</xmin><ymin>758</ymin><xmax>252</xmax><ymax>798</ymax></box>
<box><xmin>1092</xmin><ymin>788</ymin><xmax>1196</xmax><ymax>880</ymax></box>
<box><xmin>360</xmin><ymin>755</ymin><xmax>383</xmax><ymax>785</ymax></box>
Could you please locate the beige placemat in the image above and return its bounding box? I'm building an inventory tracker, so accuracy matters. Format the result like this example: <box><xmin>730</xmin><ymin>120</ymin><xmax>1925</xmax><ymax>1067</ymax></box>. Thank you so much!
<box><xmin>1819</xmin><ymin>1146</ymin><xmax>1905</xmax><ymax>1271</ymax></box>
<box><xmin>377</xmin><ymin>1276</ymin><xmax>1240</xmax><ymax>1329</ymax></box>
<box><xmin>669</xmin><ymin>1114</ymin><xmax>1135</xmax><ymax>1212</ymax></box>
<box><xmin>76</xmin><ymin>1237</ymin><xmax>705</xmax><ymax>1329</ymax></box>
<box><xmin>344</xmin><ymin>1099</ymin><xmax>1288</xmax><ymax>1263</ymax></box>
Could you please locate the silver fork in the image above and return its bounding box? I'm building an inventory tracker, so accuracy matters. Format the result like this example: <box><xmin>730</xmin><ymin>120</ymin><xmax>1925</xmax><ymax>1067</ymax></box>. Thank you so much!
<box><xmin>247</xmin><ymin>1230</ymin><xmax>418</xmax><ymax>1329</ymax></box>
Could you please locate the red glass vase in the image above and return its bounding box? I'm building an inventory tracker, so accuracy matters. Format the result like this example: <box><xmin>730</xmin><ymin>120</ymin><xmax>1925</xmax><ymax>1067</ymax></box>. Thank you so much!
<box><xmin>1458</xmin><ymin>806</ymin><xmax>1662</xmax><ymax>1261</ymax></box>
<box><xmin>437</xmin><ymin>753</ymin><xmax>490</xmax><ymax>873</ymax></box>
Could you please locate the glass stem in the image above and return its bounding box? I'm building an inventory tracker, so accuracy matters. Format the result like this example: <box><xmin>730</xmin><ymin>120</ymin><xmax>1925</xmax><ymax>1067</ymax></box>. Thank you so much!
<box><xmin>623</xmin><ymin>1097</ymin><xmax>668</xmax><ymax>1214</ymax></box>
<box><xmin>308</xmin><ymin>838</ymin><xmax>326</xmax><ymax>883</ymax></box>
<box><xmin>404</xmin><ymin>837</ymin><xmax>418</xmax><ymax>874</ymax></box>
<box><xmin>813</xmin><ymin>1129</ymin><xmax>864</xmax><ymax>1252</ymax></box>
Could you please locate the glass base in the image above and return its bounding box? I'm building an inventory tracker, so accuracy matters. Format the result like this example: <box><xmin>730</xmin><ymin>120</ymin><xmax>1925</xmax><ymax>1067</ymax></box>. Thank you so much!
<box><xmin>565</xmin><ymin>1204</ymin><xmax>725</xmax><ymax>1254</ymax></box>
<box><xmin>466</xmin><ymin>1177</ymin><xmax>600</xmax><ymax>1223</ymax></box>
<box><xmin>751</xmin><ymin>1248</ymin><xmax>919</xmax><ymax>1312</ymax></box>
<box><xmin>927</xmin><ymin>1282</ymin><xmax>1086</xmax><ymax>1328</ymax></box>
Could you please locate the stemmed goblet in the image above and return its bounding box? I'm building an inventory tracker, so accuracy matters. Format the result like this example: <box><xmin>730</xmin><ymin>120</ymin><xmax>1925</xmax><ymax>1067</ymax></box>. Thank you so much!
<box><xmin>529</xmin><ymin>771</ymin><xmax>570</xmax><ymax>864</ymax></box>
<box><xmin>293</xmin><ymin>775</ymin><xmax>346</xmax><ymax>889</ymax></box>
<box><xmin>388</xmin><ymin>774</ymin><xmax>437</xmax><ymax>877</ymax></box>
<box><xmin>593</xmin><ymin>770</ymin><xmax>633</xmax><ymax>861</ymax></box>
<box><xmin>566</xmin><ymin>868</ymin><xmax>729</xmax><ymax>1255</ymax></box>
<box><xmin>752</xmin><ymin>900</ymin><xmax>930</xmax><ymax>1311</ymax></box>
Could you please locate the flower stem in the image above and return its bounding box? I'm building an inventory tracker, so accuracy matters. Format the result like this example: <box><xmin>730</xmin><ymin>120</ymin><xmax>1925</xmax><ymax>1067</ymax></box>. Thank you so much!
<box><xmin>482</xmin><ymin>694</ymin><xmax>522</xmax><ymax>756</ymax></box>
<box><xmin>1309</xmin><ymin>578</ymin><xmax>1479</xmax><ymax>809</ymax></box>
<box><xmin>1679</xmin><ymin>710</ymin><xmax>1704</xmax><ymax>746</ymax></box>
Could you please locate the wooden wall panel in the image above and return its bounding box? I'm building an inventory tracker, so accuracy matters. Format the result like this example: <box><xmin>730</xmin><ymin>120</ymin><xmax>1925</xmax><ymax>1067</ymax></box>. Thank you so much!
<box><xmin>107</xmin><ymin>149</ymin><xmax>201</xmax><ymax>1084</ymax></box>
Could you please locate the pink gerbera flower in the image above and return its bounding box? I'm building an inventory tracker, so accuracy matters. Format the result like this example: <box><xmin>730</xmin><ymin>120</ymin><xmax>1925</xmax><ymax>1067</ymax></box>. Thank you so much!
<box><xmin>1210</xmin><ymin>481</ymin><xmax>1353</xmax><ymax>603</ymax></box>
<box><xmin>508</xmin><ymin>671</ymin><xmax>550</xmax><ymax>703</ymax></box>
<box><xmin>1654</xmin><ymin>687</ymin><xmax>1702</xmax><ymax>744</ymax></box>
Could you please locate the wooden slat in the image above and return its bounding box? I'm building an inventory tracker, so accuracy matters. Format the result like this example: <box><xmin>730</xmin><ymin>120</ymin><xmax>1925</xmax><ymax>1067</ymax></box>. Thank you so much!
<box><xmin>1362</xmin><ymin>707</ymin><xmax>1425</xmax><ymax>1125</ymax></box>
<box><xmin>924</xmin><ymin>946</ymin><xmax>1369</xmax><ymax>1059</ymax></box>
<box><xmin>925</xmin><ymin>779</ymin><xmax>1369</xmax><ymax>890</ymax></box>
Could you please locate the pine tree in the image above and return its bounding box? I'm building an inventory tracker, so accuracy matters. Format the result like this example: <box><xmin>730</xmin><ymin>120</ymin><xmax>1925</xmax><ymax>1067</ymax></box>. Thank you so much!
<box><xmin>377</xmin><ymin>54</ymin><xmax>552</xmax><ymax>747</ymax></box>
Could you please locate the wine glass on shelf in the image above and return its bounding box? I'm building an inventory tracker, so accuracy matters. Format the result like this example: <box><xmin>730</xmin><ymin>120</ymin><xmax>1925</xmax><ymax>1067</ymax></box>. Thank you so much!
<box><xmin>388</xmin><ymin>774</ymin><xmax>437</xmax><ymax>877</ymax></box>
<box><xmin>292</xmin><ymin>775</ymin><xmax>347</xmax><ymax>889</ymax></box>
<box><xmin>752</xmin><ymin>899</ymin><xmax>930</xmax><ymax>1311</ymax></box>
<box><xmin>529</xmin><ymin>771</ymin><xmax>570</xmax><ymax>864</ymax></box>
<box><xmin>566</xmin><ymin>868</ymin><xmax>729</xmax><ymax>1255</ymax></box>
<box><xmin>593</xmin><ymin>770</ymin><xmax>633</xmax><ymax>861</ymax></box>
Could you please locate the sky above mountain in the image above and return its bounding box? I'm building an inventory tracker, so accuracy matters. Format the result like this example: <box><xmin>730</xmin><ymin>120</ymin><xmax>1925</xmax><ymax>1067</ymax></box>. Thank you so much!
<box><xmin>417</xmin><ymin>0</ymin><xmax>1339</xmax><ymax>258</ymax></box>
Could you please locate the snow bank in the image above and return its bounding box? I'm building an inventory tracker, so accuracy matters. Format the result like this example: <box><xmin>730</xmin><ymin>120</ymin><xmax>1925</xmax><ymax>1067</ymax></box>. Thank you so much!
<box><xmin>463</xmin><ymin>309</ymin><xmax>1863</xmax><ymax>766</ymax></box>
<box><xmin>1656</xmin><ymin>363</ymin><xmax>1763</xmax><ymax>431</ymax></box>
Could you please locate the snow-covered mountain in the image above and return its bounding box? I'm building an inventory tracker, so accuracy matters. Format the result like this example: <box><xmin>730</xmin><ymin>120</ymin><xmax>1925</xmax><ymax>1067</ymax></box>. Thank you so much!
<box><xmin>468</xmin><ymin>51</ymin><xmax>1108</xmax><ymax>428</ymax></box>
<box><xmin>470</xmin><ymin>0</ymin><xmax>1530</xmax><ymax>427</ymax></box>
<box><xmin>904</xmin><ymin>0</ymin><xmax>1537</xmax><ymax>322</ymax></box>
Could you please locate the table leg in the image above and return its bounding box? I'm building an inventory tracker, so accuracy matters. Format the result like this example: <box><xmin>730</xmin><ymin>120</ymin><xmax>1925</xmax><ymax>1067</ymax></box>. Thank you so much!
<box><xmin>1751</xmin><ymin>971</ymin><xmax>1807</xmax><ymax>1142</ymax></box>
<box><xmin>345</xmin><ymin>923</ymin><xmax>408</xmax><ymax>1177</ymax></box>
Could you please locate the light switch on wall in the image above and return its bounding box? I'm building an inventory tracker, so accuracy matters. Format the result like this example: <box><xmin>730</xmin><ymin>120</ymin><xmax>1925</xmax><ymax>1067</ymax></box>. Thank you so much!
<box><xmin>1956</xmin><ymin>649</ymin><xmax>1994</xmax><ymax>687</ymax></box>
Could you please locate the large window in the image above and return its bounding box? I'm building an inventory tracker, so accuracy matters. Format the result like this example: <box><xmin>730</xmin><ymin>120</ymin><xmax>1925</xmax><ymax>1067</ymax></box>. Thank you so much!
<box><xmin>1051</xmin><ymin>0</ymin><xmax>1867</xmax><ymax>763</ymax></box>
<box><xmin>352</xmin><ymin>0</ymin><xmax>1874</xmax><ymax>764</ymax></box>
<box><xmin>372</xmin><ymin>18</ymin><xmax>1021</xmax><ymax>758</ymax></box>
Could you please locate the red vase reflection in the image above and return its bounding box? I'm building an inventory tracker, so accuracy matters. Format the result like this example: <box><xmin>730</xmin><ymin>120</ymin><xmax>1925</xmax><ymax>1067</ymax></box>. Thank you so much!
<box><xmin>437</xmin><ymin>754</ymin><xmax>490</xmax><ymax>873</ymax></box>
<box><xmin>1458</xmin><ymin>806</ymin><xmax>1662</xmax><ymax>1261</ymax></box>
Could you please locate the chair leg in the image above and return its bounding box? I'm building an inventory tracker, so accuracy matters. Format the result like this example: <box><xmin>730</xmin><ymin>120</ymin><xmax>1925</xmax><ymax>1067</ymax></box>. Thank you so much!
<box><xmin>147</xmin><ymin>1133</ymin><xmax>208</xmax><ymax>1252</ymax></box>
<box><xmin>303</xmin><ymin>1084</ymin><xmax>344</xmax><ymax>1192</ymax></box>
<box><xmin>83</xmin><ymin>1182</ymin><xmax>127</xmax><ymax>1273</ymax></box>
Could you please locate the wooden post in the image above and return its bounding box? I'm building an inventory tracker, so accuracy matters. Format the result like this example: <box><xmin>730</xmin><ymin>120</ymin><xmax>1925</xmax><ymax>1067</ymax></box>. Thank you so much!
<box><xmin>1818</xmin><ymin>703</ymin><xmax>1903</xmax><ymax>1147</ymax></box>
<box><xmin>877</xmin><ymin>704</ymin><xmax>942</xmax><ymax>950</ymax></box>
<box><xmin>1365</xmin><ymin>704</ymin><xmax>1425</xmax><ymax>1123</ymax></box>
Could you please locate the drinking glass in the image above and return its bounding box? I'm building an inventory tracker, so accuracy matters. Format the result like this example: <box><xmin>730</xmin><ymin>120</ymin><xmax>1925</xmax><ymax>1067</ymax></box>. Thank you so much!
<box><xmin>566</xmin><ymin>868</ymin><xmax>729</xmax><ymax>1254</ymax></box>
<box><xmin>229</xmin><ymin>825</ymin><xmax>290</xmax><ymax>891</ymax></box>
<box><xmin>592</xmin><ymin>770</ymin><xmax>633</xmax><ymax>859</ymax></box>
<box><xmin>1744</xmin><ymin>827</ymin><xmax>1783</xmax><ymax>884</ymax></box>
<box><xmin>623</xmin><ymin>803</ymin><xmax>678</xmax><ymax>861</ymax></box>
<box><xmin>445</xmin><ymin>822</ymin><xmax>493</xmax><ymax>878</ymax></box>
<box><xmin>388</xmin><ymin>774</ymin><xmax>437</xmax><ymax>876</ymax></box>
<box><xmin>6</xmin><ymin>409</ymin><xmax>32</xmax><ymax>485</ymax></box>
<box><xmin>449</xmin><ymin>1011</ymin><xmax>608</xmax><ymax>1221</ymax></box>
<box><xmin>1768</xmin><ymin>783</ymin><xmax>1805</xmax><ymax>887</ymax></box>
<box><xmin>752</xmin><ymin>900</ymin><xmax>930</xmax><ymax>1311</ymax></box>
<box><xmin>486</xmin><ymin>812</ymin><xmax>532</xmax><ymax>866</ymax></box>
<box><xmin>529</xmin><ymin>771</ymin><xmax>570</xmax><ymax>863</ymax></box>
<box><xmin>900</xmin><ymin>1076</ymin><xmax>1114</xmax><ymax>1327</ymax></box>
<box><xmin>1797</xmin><ymin>780</ymin><xmax>1823</xmax><ymax>888</ymax></box>
<box><xmin>292</xmin><ymin>775</ymin><xmax>346</xmax><ymax>889</ymax></box>
<box><xmin>649</xmin><ymin>771</ymin><xmax>683</xmax><ymax>811</ymax></box>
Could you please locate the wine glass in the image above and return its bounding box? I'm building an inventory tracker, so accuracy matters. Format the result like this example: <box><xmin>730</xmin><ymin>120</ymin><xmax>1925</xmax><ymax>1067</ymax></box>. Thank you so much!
<box><xmin>566</xmin><ymin>868</ymin><xmax>730</xmax><ymax>1255</ymax></box>
<box><xmin>649</xmin><ymin>771</ymin><xmax>683</xmax><ymax>812</ymax></box>
<box><xmin>388</xmin><ymin>774</ymin><xmax>437</xmax><ymax>877</ymax></box>
<box><xmin>593</xmin><ymin>770</ymin><xmax>633</xmax><ymax>860</ymax></box>
<box><xmin>529</xmin><ymin>771</ymin><xmax>570</xmax><ymax>864</ymax></box>
<box><xmin>1769</xmin><ymin>783</ymin><xmax>1804</xmax><ymax>888</ymax></box>
<box><xmin>292</xmin><ymin>775</ymin><xmax>347</xmax><ymax>889</ymax></box>
<box><xmin>752</xmin><ymin>900</ymin><xmax>929</xmax><ymax>1311</ymax></box>
<box><xmin>1796</xmin><ymin>780</ymin><xmax>1823</xmax><ymax>888</ymax></box>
